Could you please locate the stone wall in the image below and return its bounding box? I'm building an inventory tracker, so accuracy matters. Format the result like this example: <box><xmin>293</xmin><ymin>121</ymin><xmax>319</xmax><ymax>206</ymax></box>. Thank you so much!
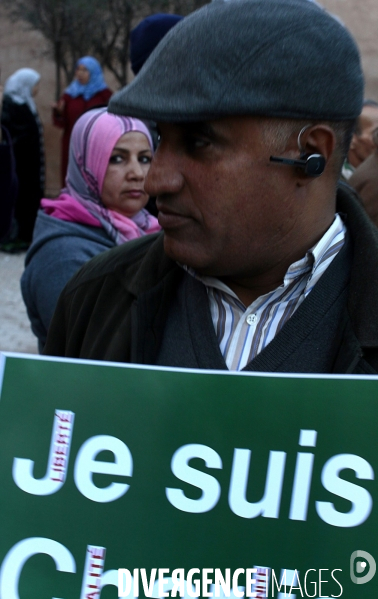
<box><xmin>322</xmin><ymin>0</ymin><xmax>378</xmax><ymax>98</ymax></box>
<box><xmin>1</xmin><ymin>2</ymin><xmax>377</xmax><ymax>197</ymax></box>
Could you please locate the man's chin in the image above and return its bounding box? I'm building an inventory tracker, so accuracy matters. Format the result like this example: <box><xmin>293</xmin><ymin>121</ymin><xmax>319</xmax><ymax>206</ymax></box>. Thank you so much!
<box><xmin>162</xmin><ymin>233</ymin><xmax>209</xmax><ymax>272</ymax></box>
<box><xmin>162</xmin><ymin>233</ymin><xmax>231</xmax><ymax>278</ymax></box>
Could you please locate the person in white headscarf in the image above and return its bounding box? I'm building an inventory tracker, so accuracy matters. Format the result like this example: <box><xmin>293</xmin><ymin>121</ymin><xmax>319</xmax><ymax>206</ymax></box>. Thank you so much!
<box><xmin>1</xmin><ymin>68</ymin><xmax>45</xmax><ymax>249</ymax></box>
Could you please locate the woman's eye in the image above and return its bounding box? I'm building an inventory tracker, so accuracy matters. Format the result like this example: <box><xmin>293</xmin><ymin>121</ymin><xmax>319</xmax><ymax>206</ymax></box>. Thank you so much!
<box><xmin>140</xmin><ymin>155</ymin><xmax>152</xmax><ymax>164</ymax></box>
<box><xmin>109</xmin><ymin>154</ymin><xmax>123</xmax><ymax>164</ymax></box>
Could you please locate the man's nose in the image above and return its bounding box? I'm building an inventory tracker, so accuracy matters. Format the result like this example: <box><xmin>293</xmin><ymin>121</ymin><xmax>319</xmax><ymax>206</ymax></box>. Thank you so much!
<box><xmin>145</xmin><ymin>145</ymin><xmax>184</xmax><ymax>197</ymax></box>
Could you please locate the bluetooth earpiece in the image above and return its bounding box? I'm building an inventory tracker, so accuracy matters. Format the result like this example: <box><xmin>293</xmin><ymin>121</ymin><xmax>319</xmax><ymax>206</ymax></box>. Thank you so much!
<box><xmin>269</xmin><ymin>124</ymin><xmax>326</xmax><ymax>177</ymax></box>
<box><xmin>269</xmin><ymin>153</ymin><xmax>326</xmax><ymax>177</ymax></box>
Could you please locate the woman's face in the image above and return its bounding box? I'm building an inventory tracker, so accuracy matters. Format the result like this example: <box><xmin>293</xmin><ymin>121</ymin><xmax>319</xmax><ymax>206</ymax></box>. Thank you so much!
<box><xmin>101</xmin><ymin>132</ymin><xmax>152</xmax><ymax>218</ymax></box>
<box><xmin>75</xmin><ymin>64</ymin><xmax>91</xmax><ymax>85</ymax></box>
<box><xmin>32</xmin><ymin>82</ymin><xmax>40</xmax><ymax>97</ymax></box>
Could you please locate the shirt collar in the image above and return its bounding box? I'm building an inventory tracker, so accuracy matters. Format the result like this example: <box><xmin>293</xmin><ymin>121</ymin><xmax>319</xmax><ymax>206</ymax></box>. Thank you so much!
<box><xmin>182</xmin><ymin>213</ymin><xmax>346</xmax><ymax>302</ymax></box>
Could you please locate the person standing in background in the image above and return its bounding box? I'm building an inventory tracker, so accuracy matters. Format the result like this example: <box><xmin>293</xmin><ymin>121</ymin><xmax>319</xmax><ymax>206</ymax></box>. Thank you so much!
<box><xmin>349</xmin><ymin>127</ymin><xmax>378</xmax><ymax>227</ymax></box>
<box><xmin>52</xmin><ymin>56</ymin><xmax>112</xmax><ymax>186</ymax></box>
<box><xmin>0</xmin><ymin>85</ymin><xmax>18</xmax><ymax>241</ymax></box>
<box><xmin>342</xmin><ymin>99</ymin><xmax>378</xmax><ymax>180</ymax></box>
<box><xmin>129</xmin><ymin>13</ymin><xmax>183</xmax><ymax>216</ymax></box>
<box><xmin>1</xmin><ymin>68</ymin><xmax>44</xmax><ymax>250</ymax></box>
<box><xmin>130</xmin><ymin>14</ymin><xmax>183</xmax><ymax>77</ymax></box>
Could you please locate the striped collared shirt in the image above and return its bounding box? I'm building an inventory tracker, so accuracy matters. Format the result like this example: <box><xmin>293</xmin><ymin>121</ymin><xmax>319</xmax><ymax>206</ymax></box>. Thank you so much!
<box><xmin>185</xmin><ymin>214</ymin><xmax>346</xmax><ymax>371</ymax></box>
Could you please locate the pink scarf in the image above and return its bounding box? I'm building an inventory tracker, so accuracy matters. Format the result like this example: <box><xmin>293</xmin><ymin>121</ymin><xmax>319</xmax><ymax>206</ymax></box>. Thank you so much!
<box><xmin>41</xmin><ymin>194</ymin><xmax>160</xmax><ymax>240</ymax></box>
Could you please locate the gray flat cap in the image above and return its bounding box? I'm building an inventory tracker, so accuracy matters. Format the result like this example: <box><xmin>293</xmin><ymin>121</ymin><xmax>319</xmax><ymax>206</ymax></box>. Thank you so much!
<box><xmin>109</xmin><ymin>0</ymin><xmax>364</xmax><ymax>122</ymax></box>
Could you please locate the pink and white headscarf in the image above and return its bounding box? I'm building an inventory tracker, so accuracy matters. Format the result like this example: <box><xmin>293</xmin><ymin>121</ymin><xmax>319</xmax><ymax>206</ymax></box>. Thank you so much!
<box><xmin>42</xmin><ymin>108</ymin><xmax>160</xmax><ymax>244</ymax></box>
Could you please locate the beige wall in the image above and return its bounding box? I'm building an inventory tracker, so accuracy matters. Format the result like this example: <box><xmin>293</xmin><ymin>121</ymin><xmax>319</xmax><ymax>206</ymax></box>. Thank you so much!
<box><xmin>1</xmin><ymin>2</ymin><xmax>378</xmax><ymax>197</ymax></box>
<box><xmin>322</xmin><ymin>0</ymin><xmax>378</xmax><ymax>99</ymax></box>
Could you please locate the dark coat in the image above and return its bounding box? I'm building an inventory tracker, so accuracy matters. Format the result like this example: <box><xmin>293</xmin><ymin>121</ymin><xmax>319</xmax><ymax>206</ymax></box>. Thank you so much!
<box><xmin>52</xmin><ymin>89</ymin><xmax>112</xmax><ymax>186</ymax></box>
<box><xmin>44</xmin><ymin>185</ymin><xmax>378</xmax><ymax>374</ymax></box>
<box><xmin>21</xmin><ymin>210</ymin><xmax>115</xmax><ymax>353</ymax></box>
<box><xmin>0</xmin><ymin>126</ymin><xmax>18</xmax><ymax>240</ymax></box>
<box><xmin>1</xmin><ymin>95</ymin><xmax>44</xmax><ymax>242</ymax></box>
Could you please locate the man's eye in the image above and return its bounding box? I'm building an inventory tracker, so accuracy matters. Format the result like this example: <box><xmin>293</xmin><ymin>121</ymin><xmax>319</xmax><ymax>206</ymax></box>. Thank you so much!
<box><xmin>185</xmin><ymin>136</ymin><xmax>209</xmax><ymax>152</ymax></box>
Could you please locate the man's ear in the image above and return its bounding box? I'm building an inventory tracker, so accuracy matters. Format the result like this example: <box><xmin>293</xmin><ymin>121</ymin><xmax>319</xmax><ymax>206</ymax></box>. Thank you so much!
<box><xmin>291</xmin><ymin>124</ymin><xmax>336</xmax><ymax>187</ymax></box>
<box><xmin>299</xmin><ymin>124</ymin><xmax>336</xmax><ymax>162</ymax></box>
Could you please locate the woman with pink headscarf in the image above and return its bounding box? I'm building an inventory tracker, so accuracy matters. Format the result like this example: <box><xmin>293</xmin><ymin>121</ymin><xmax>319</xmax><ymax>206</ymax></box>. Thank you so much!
<box><xmin>21</xmin><ymin>108</ymin><xmax>160</xmax><ymax>352</ymax></box>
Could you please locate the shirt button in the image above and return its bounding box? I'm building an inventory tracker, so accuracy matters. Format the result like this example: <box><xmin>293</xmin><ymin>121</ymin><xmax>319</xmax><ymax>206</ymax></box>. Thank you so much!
<box><xmin>246</xmin><ymin>314</ymin><xmax>257</xmax><ymax>325</ymax></box>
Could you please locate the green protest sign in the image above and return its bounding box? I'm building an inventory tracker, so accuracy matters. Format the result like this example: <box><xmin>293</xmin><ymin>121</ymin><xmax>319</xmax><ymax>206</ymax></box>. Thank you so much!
<box><xmin>0</xmin><ymin>352</ymin><xmax>376</xmax><ymax>598</ymax></box>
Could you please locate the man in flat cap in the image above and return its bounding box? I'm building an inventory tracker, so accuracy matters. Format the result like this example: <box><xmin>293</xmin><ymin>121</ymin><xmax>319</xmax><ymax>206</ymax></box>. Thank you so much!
<box><xmin>45</xmin><ymin>0</ymin><xmax>378</xmax><ymax>374</ymax></box>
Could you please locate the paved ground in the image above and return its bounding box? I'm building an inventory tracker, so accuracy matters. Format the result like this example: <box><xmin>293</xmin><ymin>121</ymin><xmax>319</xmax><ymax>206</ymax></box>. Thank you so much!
<box><xmin>0</xmin><ymin>252</ymin><xmax>38</xmax><ymax>355</ymax></box>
